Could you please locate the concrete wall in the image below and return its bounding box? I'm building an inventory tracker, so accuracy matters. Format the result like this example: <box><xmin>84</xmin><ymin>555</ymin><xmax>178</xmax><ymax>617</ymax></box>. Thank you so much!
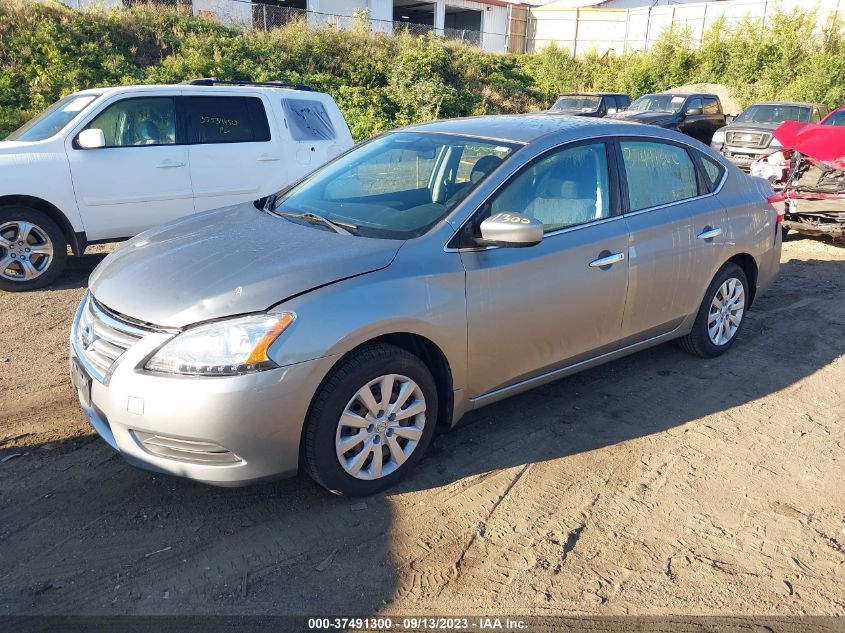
<box><xmin>530</xmin><ymin>0</ymin><xmax>845</xmax><ymax>55</ymax></box>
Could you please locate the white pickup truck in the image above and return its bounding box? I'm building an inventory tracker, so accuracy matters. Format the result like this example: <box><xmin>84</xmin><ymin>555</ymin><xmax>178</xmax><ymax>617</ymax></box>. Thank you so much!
<box><xmin>0</xmin><ymin>79</ymin><xmax>354</xmax><ymax>290</ymax></box>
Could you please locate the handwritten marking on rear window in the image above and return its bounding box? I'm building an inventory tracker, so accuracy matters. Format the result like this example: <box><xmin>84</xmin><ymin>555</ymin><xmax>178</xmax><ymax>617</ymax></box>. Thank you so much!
<box><xmin>200</xmin><ymin>116</ymin><xmax>239</xmax><ymax>134</ymax></box>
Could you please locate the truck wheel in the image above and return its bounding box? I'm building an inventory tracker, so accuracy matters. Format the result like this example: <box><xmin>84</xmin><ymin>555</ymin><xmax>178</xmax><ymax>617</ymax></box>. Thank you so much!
<box><xmin>0</xmin><ymin>206</ymin><xmax>68</xmax><ymax>292</ymax></box>
<box><xmin>303</xmin><ymin>343</ymin><xmax>438</xmax><ymax>496</ymax></box>
<box><xmin>678</xmin><ymin>262</ymin><xmax>749</xmax><ymax>358</ymax></box>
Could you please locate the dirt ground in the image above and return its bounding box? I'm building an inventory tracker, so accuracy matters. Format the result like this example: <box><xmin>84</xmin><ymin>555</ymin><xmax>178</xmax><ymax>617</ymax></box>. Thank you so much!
<box><xmin>1</xmin><ymin>237</ymin><xmax>844</xmax><ymax>617</ymax></box>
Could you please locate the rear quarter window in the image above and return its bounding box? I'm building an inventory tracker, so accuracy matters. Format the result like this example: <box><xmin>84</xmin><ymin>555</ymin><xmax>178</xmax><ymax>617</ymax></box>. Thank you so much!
<box><xmin>698</xmin><ymin>153</ymin><xmax>726</xmax><ymax>192</ymax></box>
<box><xmin>186</xmin><ymin>96</ymin><xmax>270</xmax><ymax>144</ymax></box>
<box><xmin>282</xmin><ymin>98</ymin><xmax>336</xmax><ymax>141</ymax></box>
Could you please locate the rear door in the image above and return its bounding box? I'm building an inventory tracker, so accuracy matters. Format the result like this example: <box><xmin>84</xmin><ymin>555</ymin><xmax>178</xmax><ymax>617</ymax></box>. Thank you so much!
<box><xmin>619</xmin><ymin>138</ymin><xmax>727</xmax><ymax>340</ymax></box>
<box><xmin>185</xmin><ymin>95</ymin><xmax>278</xmax><ymax>212</ymax></box>
<box><xmin>66</xmin><ymin>93</ymin><xmax>194</xmax><ymax>240</ymax></box>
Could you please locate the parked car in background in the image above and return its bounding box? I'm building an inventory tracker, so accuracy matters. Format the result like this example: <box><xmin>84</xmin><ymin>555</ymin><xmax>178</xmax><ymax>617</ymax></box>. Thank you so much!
<box><xmin>0</xmin><ymin>79</ymin><xmax>353</xmax><ymax>291</ymax></box>
<box><xmin>711</xmin><ymin>102</ymin><xmax>829</xmax><ymax>171</ymax></box>
<box><xmin>71</xmin><ymin>115</ymin><xmax>782</xmax><ymax>494</ymax></box>
<box><xmin>821</xmin><ymin>106</ymin><xmax>845</xmax><ymax>126</ymax></box>
<box><xmin>548</xmin><ymin>93</ymin><xmax>631</xmax><ymax>118</ymax></box>
<box><xmin>608</xmin><ymin>93</ymin><xmax>726</xmax><ymax>144</ymax></box>
<box><xmin>751</xmin><ymin>120</ymin><xmax>845</xmax><ymax>238</ymax></box>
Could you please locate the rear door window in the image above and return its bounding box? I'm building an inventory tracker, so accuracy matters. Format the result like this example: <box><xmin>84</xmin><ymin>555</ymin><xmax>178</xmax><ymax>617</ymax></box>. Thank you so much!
<box><xmin>703</xmin><ymin>98</ymin><xmax>720</xmax><ymax>115</ymax></box>
<box><xmin>186</xmin><ymin>96</ymin><xmax>270</xmax><ymax>144</ymax></box>
<box><xmin>620</xmin><ymin>141</ymin><xmax>700</xmax><ymax>211</ymax></box>
<box><xmin>282</xmin><ymin>98</ymin><xmax>336</xmax><ymax>141</ymax></box>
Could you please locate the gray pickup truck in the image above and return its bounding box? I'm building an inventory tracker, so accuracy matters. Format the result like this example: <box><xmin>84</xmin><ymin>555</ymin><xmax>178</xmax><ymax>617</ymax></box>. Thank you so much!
<box><xmin>710</xmin><ymin>102</ymin><xmax>829</xmax><ymax>171</ymax></box>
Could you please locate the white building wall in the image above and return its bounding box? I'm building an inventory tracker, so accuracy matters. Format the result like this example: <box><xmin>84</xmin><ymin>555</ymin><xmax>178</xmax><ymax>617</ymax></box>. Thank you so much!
<box><xmin>193</xmin><ymin>0</ymin><xmax>252</xmax><ymax>29</ymax></box>
<box><xmin>530</xmin><ymin>0</ymin><xmax>845</xmax><ymax>54</ymax></box>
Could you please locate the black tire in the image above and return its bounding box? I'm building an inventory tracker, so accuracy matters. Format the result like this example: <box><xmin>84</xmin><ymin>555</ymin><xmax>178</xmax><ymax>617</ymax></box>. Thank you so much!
<box><xmin>303</xmin><ymin>343</ymin><xmax>438</xmax><ymax>496</ymax></box>
<box><xmin>678</xmin><ymin>262</ymin><xmax>749</xmax><ymax>358</ymax></box>
<box><xmin>0</xmin><ymin>206</ymin><xmax>67</xmax><ymax>292</ymax></box>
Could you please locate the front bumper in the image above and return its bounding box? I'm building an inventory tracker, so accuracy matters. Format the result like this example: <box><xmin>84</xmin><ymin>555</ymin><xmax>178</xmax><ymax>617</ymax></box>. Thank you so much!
<box><xmin>714</xmin><ymin>145</ymin><xmax>772</xmax><ymax>171</ymax></box>
<box><xmin>69</xmin><ymin>298</ymin><xmax>331</xmax><ymax>486</ymax></box>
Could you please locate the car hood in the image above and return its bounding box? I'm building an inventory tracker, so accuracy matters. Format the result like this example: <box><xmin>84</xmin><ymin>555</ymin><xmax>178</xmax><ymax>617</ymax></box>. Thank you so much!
<box><xmin>724</xmin><ymin>122</ymin><xmax>781</xmax><ymax>132</ymax></box>
<box><xmin>89</xmin><ymin>204</ymin><xmax>404</xmax><ymax>328</ymax></box>
<box><xmin>608</xmin><ymin>111</ymin><xmax>678</xmax><ymax>125</ymax></box>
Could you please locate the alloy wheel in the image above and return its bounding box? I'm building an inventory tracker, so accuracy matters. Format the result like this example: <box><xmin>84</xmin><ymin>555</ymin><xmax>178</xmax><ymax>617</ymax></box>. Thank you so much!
<box><xmin>335</xmin><ymin>374</ymin><xmax>427</xmax><ymax>481</ymax></box>
<box><xmin>0</xmin><ymin>221</ymin><xmax>54</xmax><ymax>282</ymax></box>
<box><xmin>707</xmin><ymin>277</ymin><xmax>745</xmax><ymax>346</ymax></box>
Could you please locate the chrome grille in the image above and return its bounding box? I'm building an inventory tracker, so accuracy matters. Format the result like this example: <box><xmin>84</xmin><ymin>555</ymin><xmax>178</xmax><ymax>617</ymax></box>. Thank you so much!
<box><xmin>73</xmin><ymin>294</ymin><xmax>148</xmax><ymax>382</ymax></box>
<box><xmin>726</xmin><ymin>130</ymin><xmax>771</xmax><ymax>149</ymax></box>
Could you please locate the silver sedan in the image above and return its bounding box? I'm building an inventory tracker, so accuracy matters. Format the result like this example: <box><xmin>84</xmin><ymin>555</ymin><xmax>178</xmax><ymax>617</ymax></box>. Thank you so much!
<box><xmin>70</xmin><ymin>115</ymin><xmax>782</xmax><ymax>495</ymax></box>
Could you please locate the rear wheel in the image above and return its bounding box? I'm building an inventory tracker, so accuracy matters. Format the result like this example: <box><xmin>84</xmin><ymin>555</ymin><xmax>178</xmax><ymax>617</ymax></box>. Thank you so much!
<box><xmin>0</xmin><ymin>206</ymin><xmax>67</xmax><ymax>292</ymax></box>
<box><xmin>679</xmin><ymin>262</ymin><xmax>749</xmax><ymax>358</ymax></box>
<box><xmin>303</xmin><ymin>343</ymin><xmax>438</xmax><ymax>496</ymax></box>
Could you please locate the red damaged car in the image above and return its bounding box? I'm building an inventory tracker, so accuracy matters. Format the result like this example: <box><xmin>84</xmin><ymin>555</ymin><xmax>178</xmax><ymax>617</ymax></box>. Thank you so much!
<box><xmin>751</xmin><ymin>113</ymin><xmax>845</xmax><ymax>238</ymax></box>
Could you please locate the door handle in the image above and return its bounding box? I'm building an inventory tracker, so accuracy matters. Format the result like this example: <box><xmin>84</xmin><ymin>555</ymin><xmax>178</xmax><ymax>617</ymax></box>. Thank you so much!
<box><xmin>257</xmin><ymin>154</ymin><xmax>281</xmax><ymax>162</ymax></box>
<box><xmin>696</xmin><ymin>227</ymin><xmax>723</xmax><ymax>240</ymax></box>
<box><xmin>155</xmin><ymin>159</ymin><xmax>185</xmax><ymax>168</ymax></box>
<box><xmin>589</xmin><ymin>252</ymin><xmax>625</xmax><ymax>268</ymax></box>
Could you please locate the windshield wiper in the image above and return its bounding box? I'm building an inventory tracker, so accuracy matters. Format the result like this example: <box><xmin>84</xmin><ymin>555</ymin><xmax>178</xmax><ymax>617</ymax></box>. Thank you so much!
<box><xmin>271</xmin><ymin>210</ymin><xmax>357</xmax><ymax>235</ymax></box>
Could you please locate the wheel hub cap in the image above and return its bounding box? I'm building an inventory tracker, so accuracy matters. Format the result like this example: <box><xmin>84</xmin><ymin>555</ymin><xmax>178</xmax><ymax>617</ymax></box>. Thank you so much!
<box><xmin>335</xmin><ymin>374</ymin><xmax>426</xmax><ymax>481</ymax></box>
<box><xmin>708</xmin><ymin>277</ymin><xmax>745</xmax><ymax>346</ymax></box>
<box><xmin>0</xmin><ymin>221</ymin><xmax>54</xmax><ymax>282</ymax></box>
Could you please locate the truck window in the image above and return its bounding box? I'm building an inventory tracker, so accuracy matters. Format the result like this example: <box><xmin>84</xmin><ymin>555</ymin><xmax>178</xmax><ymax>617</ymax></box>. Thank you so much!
<box><xmin>703</xmin><ymin>98</ymin><xmax>721</xmax><ymax>115</ymax></box>
<box><xmin>281</xmin><ymin>99</ymin><xmax>337</xmax><ymax>142</ymax></box>
<box><xmin>186</xmin><ymin>97</ymin><xmax>271</xmax><ymax>144</ymax></box>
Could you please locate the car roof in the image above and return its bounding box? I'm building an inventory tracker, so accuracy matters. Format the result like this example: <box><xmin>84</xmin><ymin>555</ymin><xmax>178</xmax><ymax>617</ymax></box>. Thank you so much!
<box><xmin>649</xmin><ymin>93</ymin><xmax>718</xmax><ymax>99</ymax></box>
<box><xmin>557</xmin><ymin>92</ymin><xmax>628</xmax><ymax>97</ymax></box>
<box><xmin>743</xmin><ymin>101</ymin><xmax>816</xmax><ymax>108</ymax></box>
<box><xmin>401</xmin><ymin>114</ymin><xmax>660</xmax><ymax>144</ymax></box>
<box><xmin>73</xmin><ymin>83</ymin><xmax>325</xmax><ymax>98</ymax></box>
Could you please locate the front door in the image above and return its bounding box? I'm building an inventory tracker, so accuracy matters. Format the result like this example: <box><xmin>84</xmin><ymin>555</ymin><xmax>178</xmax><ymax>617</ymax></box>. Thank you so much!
<box><xmin>618</xmin><ymin>139</ymin><xmax>727</xmax><ymax>339</ymax></box>
<box><xmin>66</xmin><ymin>95</ymin><xmax>194</xmax><ymax>240</ymax></box>
<box><xmin>461</xmin><ymin>141</ymin><xmax>630</xmax><ymax>399</ymax></box>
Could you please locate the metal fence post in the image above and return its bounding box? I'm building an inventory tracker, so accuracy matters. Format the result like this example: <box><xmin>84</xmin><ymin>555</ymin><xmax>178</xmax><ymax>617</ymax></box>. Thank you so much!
<box><xmin>623</xmin><ymin>8</ymin><xmax>630</xmax><ymax>53</ymax></box>
<box><xmin>700</xmin><ymin>3</ymin><xmax>707</xmax><ymax>46</ymax></box>
<box><xmin>644</xmin><ymin>6</ymin><xmax>652</xmax><ymax>51</ymax></box>
<box><xmin>573</xmin><ymin>8</ymin><xmax>580</xmax><ymax>57</ymax></box>
<box><xmin>263</xmin><ymin>4</ymin><xmax>268</xmax><ymax>31</ymax></box>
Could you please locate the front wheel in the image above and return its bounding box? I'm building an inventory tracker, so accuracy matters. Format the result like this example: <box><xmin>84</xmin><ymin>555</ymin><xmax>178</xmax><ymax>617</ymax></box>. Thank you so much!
<box><xmin>678</xmin><ymin>262</ymin><xmax>749</xmax><ymax>358</ymax></box>
<box><xmin>0</xmin><ymin>206</ymin><xmax>67</xmax><ymax>292</ymax></box>
<box><xmin>302</xmin><ymin>343</ymin><xmax>438</xmax><ymax>496</ymax></box>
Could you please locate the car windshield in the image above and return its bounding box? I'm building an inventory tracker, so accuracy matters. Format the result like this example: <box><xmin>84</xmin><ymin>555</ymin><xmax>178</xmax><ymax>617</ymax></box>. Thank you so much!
<box><xmin>628</xmin><ymin>95</ymin><xmax>685</xmax><ymax>114</ymax></box>
<box><xmin>271</xmin><ymin>132</ymin><xmax>517</xmax><ymax>239</ymax></box>
<box><xmin>734</xmin><ymin>104</ymin><xmax>811</xmax><ymax>124</ymax></box>
<box><xmin>823</xmin><ymin>110</ymin><xmax>845</xmax><ymax>126</ymax></box>
<box><xmin>551</xmin><ymin>95</ymin><xmax>601</xmax><ymax>112</ymax></box>
<box><xmin>5</xmin><ymin>94</ymin><xmax>101</xmax><ymax>142</ymax></box>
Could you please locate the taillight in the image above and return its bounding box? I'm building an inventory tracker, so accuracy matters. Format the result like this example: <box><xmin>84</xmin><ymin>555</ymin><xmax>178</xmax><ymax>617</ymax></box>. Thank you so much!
<box><xmin>768</xmin><ymin>194</ymin><xmax>786</xmax><ymax>224</ymax></box>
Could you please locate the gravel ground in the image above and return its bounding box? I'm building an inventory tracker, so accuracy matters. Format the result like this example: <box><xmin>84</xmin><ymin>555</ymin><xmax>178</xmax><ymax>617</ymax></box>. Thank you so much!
<box><xmin>0</xmin><ymin>237</ymin><xmax>844</xmax><ymax>616</ymax></box>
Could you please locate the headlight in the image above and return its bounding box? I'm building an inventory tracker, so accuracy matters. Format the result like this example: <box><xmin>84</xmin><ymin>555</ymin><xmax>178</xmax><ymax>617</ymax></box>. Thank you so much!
<box><xmin>145</xmin><ymin>312</ymin><xmax>295</xmax><ymax>376</ymax></box>
<box><xmin>712</xmin><ymin>130</ymin><xmax>725</xmax><ymax>144</ymax></box>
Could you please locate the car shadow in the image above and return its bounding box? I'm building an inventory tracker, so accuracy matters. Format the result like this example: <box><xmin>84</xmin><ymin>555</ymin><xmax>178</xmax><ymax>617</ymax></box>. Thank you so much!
<box><xmin>1</xmin><ymin>256</ymin><xmax>844</xmax><ymax>615</ymax></box>
<box><xmin>46</xmin><ymin>253</ymin><xmax>108</xmax><ymax>291</ymax></box>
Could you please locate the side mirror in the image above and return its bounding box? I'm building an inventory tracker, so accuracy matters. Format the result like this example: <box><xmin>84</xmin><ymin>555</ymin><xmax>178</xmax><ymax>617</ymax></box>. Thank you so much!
<box><xmin>77</xmin><ymin>128</ymin><xmax>106</xmax><ymax>149</ymax></box>
<box><xmin>685</xmin><ymin>107</ymin><xmax>703</xmax><ymax>116</ymax></box>
<box><xmin>606</xmin><ymin>107</ymin><xmax>618</xmax><ymax>115</ymax></box>
<box><xmin>478</xmin><ymin>212</ymin><xmax>543</xmax><ymax>248</ymax></box>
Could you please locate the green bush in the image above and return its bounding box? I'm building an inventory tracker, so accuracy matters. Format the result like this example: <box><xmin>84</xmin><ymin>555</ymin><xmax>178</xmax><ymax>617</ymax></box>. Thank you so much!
<box><xmin>1</xmin><ymin>1</ymin><xmax>844</xmax><ymax>140</ymax></box>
